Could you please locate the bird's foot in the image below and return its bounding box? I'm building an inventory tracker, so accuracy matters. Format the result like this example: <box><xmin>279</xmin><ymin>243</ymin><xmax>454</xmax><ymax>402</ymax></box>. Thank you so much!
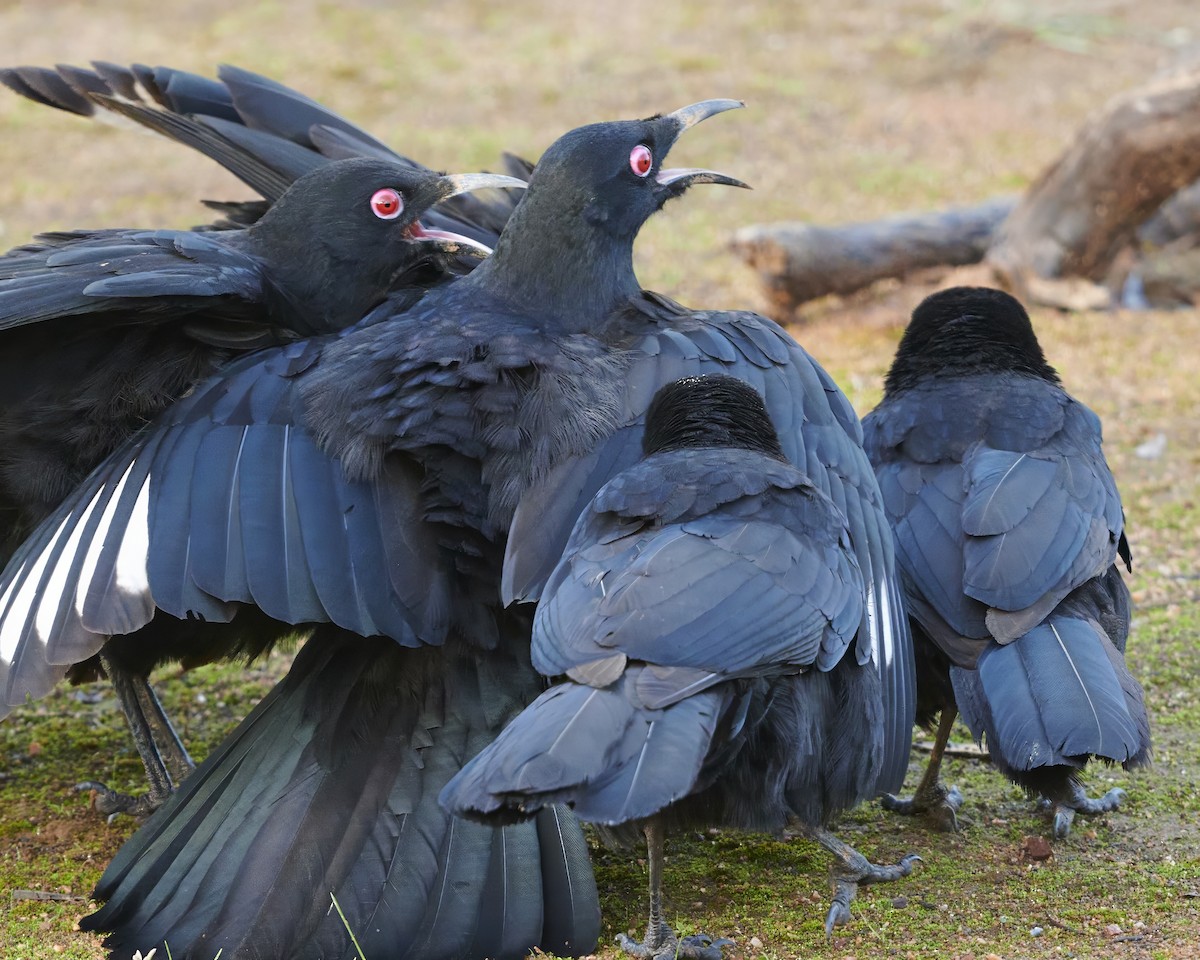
<box><xmin>617</xmin><ymin>920</ymin><xmax>733</xmax><ymax>960</ymax></box>
<box><xmin>823</xmin><ymin>850</ymin><xmax>923</xmax><ymax>937</ymax></box>
<box><xmin>76</xmin><ymin>780</ymin><xmax>169</xmax><ymax>823</ymax></box>
<box><xmin>1041</xmin><ymin>786</ymin><xmax>1127</xmax><ymax>839</ymax></box>
<box><xmin>881</xmin><ymin>782</ymin><xmax>964</xmax><ymax>832</ymax></box>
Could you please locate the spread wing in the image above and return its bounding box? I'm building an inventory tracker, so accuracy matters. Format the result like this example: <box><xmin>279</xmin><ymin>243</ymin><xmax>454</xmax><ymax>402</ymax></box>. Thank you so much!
<box><xmin>0</xmin><ymin>340</ymin><xmax>483</xmax><ymax>713</ymax></box>
<box><xmin>505</xmin><ymin>303</ymin><xmax>915</xmax><ymax>794</ymax></box>
<box><xmin>0</xmin><ymin>228</ymin><xmax>271</xmax><ymax>337</ymax></box>
<box><xmin>1</xmin><ymin>62</ymin><xmax>528</xmax><ymax>241</ymax></box>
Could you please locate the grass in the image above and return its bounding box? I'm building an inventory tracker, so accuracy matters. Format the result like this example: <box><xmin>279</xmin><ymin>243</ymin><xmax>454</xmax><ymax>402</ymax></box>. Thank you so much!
<box><xmin>2</xmin><ymin>0</ymin><xmax>1199</xmax><ymax>957</ymax></box>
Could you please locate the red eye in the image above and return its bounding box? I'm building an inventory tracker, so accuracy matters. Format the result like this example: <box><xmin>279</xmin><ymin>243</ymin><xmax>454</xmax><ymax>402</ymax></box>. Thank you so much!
<box><xmin>370</xmin><ymin>188</ymin><xmax>404</xmax><ymax>220</ymax></box>
<box><xmin>629</xmin><ymin>144</ymin><xmax>653</xmax><ymax>177</ymax></box>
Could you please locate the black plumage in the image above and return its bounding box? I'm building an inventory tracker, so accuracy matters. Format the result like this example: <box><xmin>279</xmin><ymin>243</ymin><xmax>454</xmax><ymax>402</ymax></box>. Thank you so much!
<box><xmin>0</xmin><ymin>88</ymin><xmax>914</xmax><ymax>957</ymax></box>
<box><xmin>863</xmin><ymin>286</ymin><xmax>1150</xmax><ymax>837</ymax></box>
<box><xmin>0</xmin><ymin>138</ymin><xmax>524</xmax><ymax>815</ymax></box>
<box><xmin>444</xmin><ymin>374</ymin><xmax>918</xmax><ymax>949</ymax></box>
<box><xmin>0</xmin><ymin>61</ymin><xmax>531</xmax><ymax>240</ymax></box>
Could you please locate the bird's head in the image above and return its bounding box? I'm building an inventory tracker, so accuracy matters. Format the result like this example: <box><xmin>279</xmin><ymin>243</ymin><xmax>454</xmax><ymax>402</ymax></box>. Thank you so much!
<box><xmin>250</xmin><ymin>156</ymin><xmax>526</xmax><ymax>333</ymax></box>
<box><xmin>525</xmin><ymin>99</ymin><xmax>749</xmax><ymax>239</ymax></box>
<box><xmin>642</xmin><ymin>374</ymin><xmax>785</xmax><ymax>458</ymax></box>
<box><xmin>884</xmin><ymin>286</ymin><xmax>1061</xmax><ymax>394</ymax></box>
<box><xmin>471</xmin><ymin>101</ymin><xmax>748</xmax><ymax>327</ymax></box>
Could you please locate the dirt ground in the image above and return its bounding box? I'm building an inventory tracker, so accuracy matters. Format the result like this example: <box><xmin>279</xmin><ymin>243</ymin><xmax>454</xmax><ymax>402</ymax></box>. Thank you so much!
<box><xmin>1</xmin><ymin>1</ymin><xmax>1198</xmax><ymax>958</ymax></box>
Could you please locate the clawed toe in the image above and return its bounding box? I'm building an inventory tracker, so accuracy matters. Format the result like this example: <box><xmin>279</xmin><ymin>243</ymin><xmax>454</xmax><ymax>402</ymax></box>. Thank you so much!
<box><xmin>618</xmin><ymin>929</ymin><xmax>733</xmax><ymax>960</ymax></box>
<box><xmin>882</xmin><ymin>782</ymin><xmax>963</xmax><ymax>832</ymax></box>
<box><xmin>821</xmin><ymin>845</ymin><xmax>923</xmax><ymax>937</ymax></box>
<box><xmin>76</xmin><ymin>780</ymin><xmax>167</xmax><ymax>822</ymax></box>
<box><xmin>679</xmin><ymin>933</ymin><xmax>735</xmax><ymax>959</ymax></box>
<box><xmin>1050</xmin><ymin>786</ymin><xmax>1126</xmax><ymax>838</ymax></box>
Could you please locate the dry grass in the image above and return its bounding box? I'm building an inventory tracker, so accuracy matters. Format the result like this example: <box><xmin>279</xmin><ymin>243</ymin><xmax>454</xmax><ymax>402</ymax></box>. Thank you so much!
<box><xmin>1</xmin><ymin>1</ymin><xmax>1198</xmax><ymax>958</ymax></box>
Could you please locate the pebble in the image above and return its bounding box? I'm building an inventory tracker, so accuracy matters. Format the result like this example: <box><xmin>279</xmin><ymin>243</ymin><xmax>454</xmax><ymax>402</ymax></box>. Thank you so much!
<box><xmin>1030</xmin><ymin>926</ymin><xmax>1044</xmax><ymax>937</ymax></box>
<box><xmin>1021</xmin><ymin>835</ymin><xmax>1053</xmax><ymax>861</ymax></box>
<box><xmin>1104</xmin><ymin>923</ymin><xmax>1123</xmax><ymax>937</ymax></box>
<box><xmin>748</xmin><ymin>936</ymin><xmax>763</xmax><ymax>949</ymax></box>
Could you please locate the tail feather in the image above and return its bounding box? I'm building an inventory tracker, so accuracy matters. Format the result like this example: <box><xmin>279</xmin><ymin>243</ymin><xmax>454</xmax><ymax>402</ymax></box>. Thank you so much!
<box><xmin>442</xmin><ymin>667</ymin><xmax>724</xmax><ymax>827</ymax></box>
<box><xmin>952</xmin><ymin>614</ymin><xmax>1150</xmax><ymax>775</ymax></box>
<box><xmin>84</xmin><ymin>629</ymin><xmax>600</xmax><ymax>959</ymax></box>
<box><xmin>534</xmin><ymin>805</ymin><xmax>602</xmax><ymax>956</ymax></box>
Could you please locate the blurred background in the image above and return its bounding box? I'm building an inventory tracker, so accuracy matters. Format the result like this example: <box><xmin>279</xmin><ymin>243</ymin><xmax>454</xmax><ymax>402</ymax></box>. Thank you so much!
<box><xmin>1</xmin><ymin>2</ymin><xmax>1197</xmax><ymax>957</ymax></box>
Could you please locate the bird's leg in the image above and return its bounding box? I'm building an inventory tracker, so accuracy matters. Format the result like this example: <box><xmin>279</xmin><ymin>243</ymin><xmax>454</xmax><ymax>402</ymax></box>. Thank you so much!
<box><xmin>616</xmin><ymin>817</ymin><xmax>734</xmax><ymax>960</ymax></box>
<box><xmin>134</xmin><ymin>676</ymin><xmax>194</xmax><ymax>784</ymax></box>
<box><xmin>795</xmin><ymin>822</ymin><xmax>921</xmax><ymax>937</ymax></box>
<box><xmin>1043</xmin><ymin>779</ymin><xmax>1127</xmax><ymax>839</ymax></box>
<box><xmin>880</xmin><ymin>707</ymin><xmax>964</xmax><ymax>831</ymax></box>
<box><xmin>77</xmin><ymin>656</ymin><xmax>177</xmax><ymax>821</ymax></box>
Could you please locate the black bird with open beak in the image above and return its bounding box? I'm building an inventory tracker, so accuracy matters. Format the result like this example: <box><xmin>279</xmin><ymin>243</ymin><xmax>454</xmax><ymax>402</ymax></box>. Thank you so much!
<box><xmin>0</xmin><ymin>155</ymin><xmax>524</xmax><ymax>819</ymax></box>
<box><xmin>2</xmin><ymin>94</ymin><xmax>914</xmax><ymax>958</ymax></box>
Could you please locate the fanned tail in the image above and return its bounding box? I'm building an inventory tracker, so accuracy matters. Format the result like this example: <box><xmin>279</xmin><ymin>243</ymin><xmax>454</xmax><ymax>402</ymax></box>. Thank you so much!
<box><xmin>84</xmin><ymin>628</ymin><xmax>599</xmax><ymax>960</ymax></box>
<box><xmin>952</xmin><ymin>571</ymin><xmax>1150</xmax><ymax>797</ymax></box>
<box><xmin>442</xmin><ymin>667</ymin><xmax>727</xmax><ymax>828</ymax></box>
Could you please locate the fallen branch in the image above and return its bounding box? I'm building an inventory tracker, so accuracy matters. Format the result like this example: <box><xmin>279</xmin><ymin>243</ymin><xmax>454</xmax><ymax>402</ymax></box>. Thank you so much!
<box><xmin>733</xmin><ymin>65</ymin><xmax>1200</xmax><ymax>314</ymax></box>
<box><xmin>730</xmin><ymin>198</ymin><xmax>1016</xmax><ymax>317</ymax></box>
<box><xmin>986</xmin><ymin>63</ymin><xmax>1200</xmax><ymax>304</ymax></box>
<box><xmin>913</xmin><ymin>740</ymin><xmax>990</xmax><ymax>760</ymax></box>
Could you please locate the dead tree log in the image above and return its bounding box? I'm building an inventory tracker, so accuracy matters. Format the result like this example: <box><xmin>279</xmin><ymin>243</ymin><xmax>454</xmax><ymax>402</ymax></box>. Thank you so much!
<box><xmin>733</xmin><ymin>66</ymin><xmax>1200</xmax><ymax>315</ymax></box>
<box><xmin>987</xmin><ymin>64</ymin><xmax>1200</xmax><ymax>306</ymax></box>
<box><xmin>1139</xmin><ymin>179</ymin><xmax>1200</xmax><ymax>249</ymax></box>
<box><xmin>729</xmin><ymin>198</ymin><xmax>1016</xmax><ymax>316</ymax></box>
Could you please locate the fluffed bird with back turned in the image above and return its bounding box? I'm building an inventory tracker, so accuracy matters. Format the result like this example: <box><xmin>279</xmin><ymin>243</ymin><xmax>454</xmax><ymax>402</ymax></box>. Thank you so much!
<box><xmin>0</xmin><ymin>91</ymin><xmax>914</xmax><ymax>957</ymax></box>
<box><xmin>0</xmin><ymin>152</ymin><xmax>526</xmax><ymax>819</ymax></box>
<box><xmin>443</xmin><ymin>373</ymin><xmax>920</xmax><ymax>955</ymax></box>
<box><xmin>863</xmin><ymin>286</ymin><xmax>1150</xmax><ymax>837</ymax></box>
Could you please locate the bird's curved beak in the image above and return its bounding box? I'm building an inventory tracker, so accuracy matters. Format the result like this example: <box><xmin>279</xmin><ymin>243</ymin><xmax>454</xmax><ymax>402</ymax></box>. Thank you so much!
<box><xmin>655</xmin><ymin>167</ymin><xmax>750</xmax><ymax>189</ymax></box>
<box><xmin>410</xmin><ymin>173</ymin><xmax>529</xmax><ymax>256</ymax></box>
<box><xmin>437</xmin><ymin>172</ymin><xmax>529</xmax><ymax>203</ymax></box>
<box><xmin>403</xmin><ymin>222</ymin><xmax>494</xmax><ymax>257</ymax></box>
<box><xmin>657</xmin><ymin>99</ymin><xmax>750</xmax><ymax>191</ymax></box>
<box><xmin>666</xmin><ymin>98</ymin><xmax>745</xmax><ymax>132</ymax></box>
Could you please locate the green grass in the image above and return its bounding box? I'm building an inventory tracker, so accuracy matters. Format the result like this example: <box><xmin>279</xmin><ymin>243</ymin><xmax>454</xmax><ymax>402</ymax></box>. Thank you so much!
<box><xmin>2</xmin><ymin>0</ymin><xmax>1199</xmax><ymax>957</ymax></box>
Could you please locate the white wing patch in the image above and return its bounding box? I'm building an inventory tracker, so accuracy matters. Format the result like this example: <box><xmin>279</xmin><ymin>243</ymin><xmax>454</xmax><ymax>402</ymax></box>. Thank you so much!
<box><xmin>0</xmin><ymin>513</ymin><xmax>72</xmax><ymax>664</ymax></box>
<box><xmin>0</xmin><ymin>457</ymin><xmax>153</xmax><ymax>678</ymax></box>
<box><xmin>113</xmin><ymin>468</ymin><xmax>152</xmax><ymax>598</ymax></box>
<box><xmin>74</xmin><ymin>460</ymin><xmax>151</xmax><ymax>617</ymax></box>
<box><xmin>864</xmin><ymin>577</ymin><xmax>896</xmax><ymax>669</ymax></box>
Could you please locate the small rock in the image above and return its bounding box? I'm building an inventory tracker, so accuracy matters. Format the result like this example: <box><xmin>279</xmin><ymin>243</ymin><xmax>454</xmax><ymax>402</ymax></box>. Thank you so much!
<box><xmin>891</xmin><ymin>896</ymin><xmax>909</xmax><ymax>909</ymax></box>
<box><xmin>748</xmin><ymin>936</ymin><xmax>763</xmax><ymax>949</ymax></box>
<box><xmin>1133</xmin><ymin>920</ymin><xmax>1146</xmax><ymax>930</ymax></box>
<box><xmin>1030</xmin><ymin>926</ymin><xmax>1044</xmax><ymax>937</ymax></box>
<box><xmin>1104</xmin><ymin>923</ymin><xmax>1123</xmax><ymax>937</ymax></box>
<box><xmin>1021</xmin><ymin>835</ymin><xmax>1053</xmax><ymax>861</ymax></box>
<box><xmin>985</xmin><ymin>954</ymin><xmax>1002</xmax><ymax>960</ymax></box>
<box><xmin>28</xmin><ymin>741</ymin><xmax>42</xmax><ymax>757</ymax></box>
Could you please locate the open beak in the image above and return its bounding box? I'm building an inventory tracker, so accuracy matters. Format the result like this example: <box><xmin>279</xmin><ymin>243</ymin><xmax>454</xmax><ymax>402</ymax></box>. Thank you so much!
<box><xmin>403</xmin><ymin>221</ymin><xmax>494</xmax><ymax>257</ymax></box>
<box><xmin>411</xmin><ymin>172</ymin><xmax>529</xmax><ymax>255</ymax></box>
<box><xmin>437</xmin><ymin>172</ymin><xmax>529</xmax><ymax>202</ymax></box>
<box><xmin>656</xmin><ymin>99</ymin><xmax>749</xmax><ymax>191</ymax></box>
<box><xmin>655</xmin><ymin>167</ymin><xmax>750</xmax><ymax>189</ymax></box>
<box><xmin>666</xmin><ymin>98</ymin><xmax>745</xmax><ymax>132</ymax></box>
